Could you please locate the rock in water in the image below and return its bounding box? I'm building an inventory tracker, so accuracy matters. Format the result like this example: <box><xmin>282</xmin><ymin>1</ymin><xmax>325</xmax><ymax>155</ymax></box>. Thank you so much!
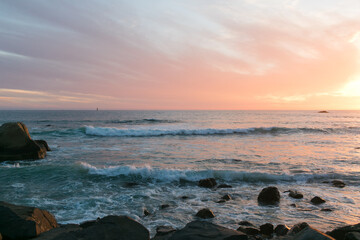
<box><xmin>0</xmin><ymin>122</ymin><xmax>49</xmax><ymax>161</ymax></box>
<box><xmin>311</xmin><ymin>196</ymin><xmax>326</xmax><ymax>205</ymax></box>
<box><xmin>327</xmin><ymin>223</ymin><xmax>360</xmax><ymax>240</ymax></box>
<box><xmin>275</xmin><ymin>224</ymin><xmax>290</xmax><ymax>236</ymax></box>
<box><xmin>260</xmin><ymin>223</ymin><xmax>274</xmax><ymax>236</ymax></box>
<box><xmin>289</xmin><ymin>190</ymin><xmax>304</xmax><ymax>199</ymax></box>
<box><xmin>257</xmin><ymin>186</ymin><xmax>280</xmax><ymax>205</ymax></box>
<box><xmin>288</xmin><ymin>222</ymin><xmax>309</xmax><ymax>235</ymax></box>
<box><xmin>195</xmin><ymin>208</ymin><xmax>215</xmax><ymax>219</ymax></box>
<box><xmin>170</xmin><ymin>221</ymin><xmax>248</xmax><ymax>240</ymax></box>
<box><xmin>0</xmin><ymin>201</ymin><xmax>58</xmax><ymax>240</ymax></box>
<box><xmin>332</xmin><ymin>180</ymin><xmax>346</xmax><ymax>188</ymax></box>
<box><xmin>198</xmin><ymin>178</ymin><xmax>217</xmax><ymax>188</ymax></box>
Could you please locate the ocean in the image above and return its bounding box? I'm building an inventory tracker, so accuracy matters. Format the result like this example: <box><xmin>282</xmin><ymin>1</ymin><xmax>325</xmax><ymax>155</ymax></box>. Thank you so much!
<box><xmin>0</xmin><ymin>110</ymin><xmax>360</xmax><ymax>235</ymax></box>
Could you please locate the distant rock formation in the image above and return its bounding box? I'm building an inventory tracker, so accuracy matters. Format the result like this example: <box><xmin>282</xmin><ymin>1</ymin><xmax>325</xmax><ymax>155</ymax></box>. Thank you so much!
<box><xmin>0</xmin><ymin>122</ymin><xmax>50</xmax><ymax>161</ymax></box>
<box><xmin>318</xmin><ymin>111</ymin><xmax>329</xmax><ymax>113</ymax></box>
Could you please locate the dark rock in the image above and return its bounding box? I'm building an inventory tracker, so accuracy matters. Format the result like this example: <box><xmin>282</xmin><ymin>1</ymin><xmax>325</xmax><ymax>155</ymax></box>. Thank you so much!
<box><xmin>35</xmin><ymin>224</ymin><xmax>81</xmax><ymax>240</ymax></box>
<box><xmin>35</xmin><ymin>215</ymin><xmax>150</xmax><ymax>240</ymax></box>
<box><xmin>144</xmin><ymin>209</ymin><xmax>151</xmax><ymax>216</ymax></box>
<box><xmin>198</xmin><ymin>178</ymin><xmax>217</xmax><ymax>188</ymax></box>
<box><xmin>275</xmin><ymin>224</ymin><xmax>290</xmax><ymax>236</ymax></box>
<box><xmin>289</xmin><ymin>190</ymin><xmax>304</xmax><ymax>199</ymax></box>
<box><xmin>156</xmin><ymin>226</ymin><xmax>176</xmax><ymax>236</ymax></box>
<box><xmin>292</xmin><ymin>226</ymin><xmax>335</xmax><ymax>240</ymax></box>
<box><xmin>195</xmin><ymin>208</ymin><xmax>215</xmax><ymax>219</ymax></box>
<box><xmin>181</xmin><ymin>196</ymin><xmax>189</xmax><ymax>200</ymax></box>
<box><xmin>0</xmin><ymin>122</ymin><xmax>48</xmax><ymax>161</ymax></box>
<box><xmin>170</xmin><ymin>220</ymin><xmax>248</xmax><ymax>240</ymax></box>
<box><xmin>327</xmin><ymin>223</ymin><xmax>360</xmax><ymax>240</ymax></box>
<box><xmin>290</xmin><ymin>203</ymin><xmax>297</xmax><ymax>207</ymax></box>
<box><xmin>260</xmin><ymin>223</ymin><xmax>273</xmax><ymax>236</ymax></box>
<box><xmin>216</xmin><ymin>200</ymin><xmax>226</xmax><ymax>203</ymax></box>
<box><xmin>318</xmin><ymin>111</ymin><xmax>329</xmax><ymax>113</ymax></box>
<box><xmin>332</xmin><ymin>180</ymin><xmax>346</xmax><ymax>188</ymax></box>
<box><xmin>237</xmin><ymin>227</ymin><xmax>260</xmax><ymax>235</ymax></box>
<box><xmin>124</xmin><ymin>182</ymin><xmax>139</xmax><ymax>187</ymax></box>
<box><xmin>238</xmin><ymin>221</ymin><xmax>255</xmax><ymax>227</ymax></box>
<box><xmin>79</xmin><ymin>218</ymin><xmax>99</xmax><ymax>228</ymax></box>
<box><xmin>257</xmin><ymin>186</ymin><xmax>280</xmax><ymax>205</ymax></box>
<box><xmin>160</xmin><ymin>204</ymin><xmax>170</xmax><ymax>209</ymax></box>
<box><xmin>288</xmin><ymin>222</ymin><xmax>309</xmax><ymax>235</ymax></box>
<box><xmin>311</xmin><ymin>196</ymin><xmax>326</xmax><ymax>205</ymax></box>
<box><xmin>345</xmin><ymin>232</ymin><xmax>360</xmax><ymax>240</ymax></box>
<box><xmin>35</xmin><ymin>140</ymin><xmax>51</xmax><ymax>151</ymax></box>
<box><xmin>321</xmin><ymin>208</ymin><xmax>333</xmax><ymax>212</ymax></box>
<box><xmin>0</xmin><ymin>201</ymin><xmax>59</xmax><ymax>240</ymax></box>
<box><xmin>221</xmin><ymin>194</ymin><xmax>232</xmax><ymax>201</ymax></box>
<box><xmin>217</xmin><ymin>184</ymin><xmax>232</xmax><ymax>189</ymax></box>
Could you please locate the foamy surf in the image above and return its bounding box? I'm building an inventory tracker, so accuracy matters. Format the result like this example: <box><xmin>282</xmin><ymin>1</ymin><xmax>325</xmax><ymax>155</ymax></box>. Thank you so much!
<box><xmin>79</xmin><ymin>162</ymin><xmax>348</xmax><ymax>183</ymax></box>
<box><xmin>84</xmin><ymin>125</ymin><xmax>331</xmax><ymax>137</ymax></box>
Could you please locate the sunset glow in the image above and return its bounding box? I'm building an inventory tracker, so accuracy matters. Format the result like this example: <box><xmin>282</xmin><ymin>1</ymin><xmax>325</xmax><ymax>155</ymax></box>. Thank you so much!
<box><xmin>1</xmin><ymin>0</ymin><xmax>360</xmax><ymax>110</ymax></box>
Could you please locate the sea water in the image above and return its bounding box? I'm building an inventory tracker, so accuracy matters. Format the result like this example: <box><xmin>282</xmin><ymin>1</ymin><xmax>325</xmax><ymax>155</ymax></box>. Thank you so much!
<box><xmin>1</xmin><ymin>110</ymin><xmax>360</xmax><ymax>235</ymax></box>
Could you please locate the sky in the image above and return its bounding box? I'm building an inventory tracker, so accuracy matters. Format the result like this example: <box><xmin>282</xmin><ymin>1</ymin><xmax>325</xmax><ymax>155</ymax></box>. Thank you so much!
<box><xmin>1</xmin><ymin>0</ymin><xmax>360</xmax><ymax>110</ymax></box>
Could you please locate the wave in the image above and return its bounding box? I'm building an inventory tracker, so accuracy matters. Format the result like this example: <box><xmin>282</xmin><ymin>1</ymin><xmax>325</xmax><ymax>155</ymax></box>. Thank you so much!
<box><xmin>79</xmin><ymin>162</ymin><xmax>351</xmax><ymax>184</ymax></box>
<box><xmin>106</xmin><ymin>119</ymin><xmax>179</xmax><ymax>125</ymax></box>
<box><xmin>84</xmin><ymin>126</ymin><xmax>333</xmax><ymax>137</ymax></box>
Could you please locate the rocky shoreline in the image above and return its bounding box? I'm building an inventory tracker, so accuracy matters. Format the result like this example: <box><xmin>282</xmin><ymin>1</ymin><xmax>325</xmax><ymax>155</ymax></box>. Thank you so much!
<box><xmin>1</xmin><ymin>182</ymin><xmax>359</xmax><ymax>240</ymax></box>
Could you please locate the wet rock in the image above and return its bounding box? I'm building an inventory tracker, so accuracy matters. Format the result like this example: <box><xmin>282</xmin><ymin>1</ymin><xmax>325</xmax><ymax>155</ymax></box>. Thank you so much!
<box><xmin>216</xmin><ymin>200</ymin><xmax>226</xmax><ymax>203</ymax></box>
<box><xmin>0</xmin><ymin>201</ymin><xmax>59</xmax><ymax>240</ymax></box>
<box><xmin>260</xmin><ymin>223</ymin><xmax>274</xmax><ymax>236</ymax></box>
<box><xmin>221</xmin><ymin>194</ymin><xmax>232</xmax><ymax>201</ymax></box>
<box><xmin>156</xmin><ymin>226</ymin><xmax>176</xmax><ymax>236</ymax></box>
<box><xmin>181</xmin><ymin>196</ymin><xmax>189</xmax><ymax>200</ymax></box>
<box><xmin>217</xmin><ymin>184</ymin><xmax>232</xmax><ymax>188</ymax></box>
<box><xmin>160</xmin><ymin>204</ymin><xmax>170</xmax><ymax>209</ymax></box>
<box><xmin>318</xmin><ymin>111</ymin><xmax>329</xmax><ymax>113</ymax></box>
<box><xmin>238</xmin><ymin>221</ymin><xmax>255</xmax><ymax>227</ymax></box>
<box><xmin>36</xmin><ymin>215</ymin><xmax>150</xmax><ymax>240</ymax></box>
<box><xmin>345</xmin><ymin>232</ymin><xmax>360</xmax><ymax>240</ymax></box>
<box><xmin>195</xmin><ymin>208</ymin><xmax>215</xmax><ymax>219</ymax></box>
<box><xmin>275</xmin><ymin>224</ymin><xmax>290</xmax><ymax>236</ymax></box>
<box><xmin>170</xmin><ymin>220</ymin><xmax>248</xmax><ymax>240</ymax></box>
<box><xmin>0</xmin><ymin>122</ymin><xmax>49</xmax><ymax>161</ymax></box>
<box><xmin>198</xmin><ymin>178</ymin><xmax>217</xmax><ymax>188</ymax></box>
<box><xmin>35</xmin><ymin>139</ymin><xmax>51</xmax><ymax>151</ymax></box>
<box><xmin>288</xmin><ymin>190</ymin><xmax>304</xmax><ymax>199</ymax></box>
<box><xmin>311</xmin><ymin>196</ymin><xmax>326</xmax><ymax>205</ymax></box>
<box><xmin>288</xmin><ymin>222</ymin><xmax>309</xmax><ymax>235</ymax></box>
<box><xmin>35</xmin><ymin>224</ymin><xmax>81</xmax><ymax>240</ymax></box>
<box><xmin>124</xmin><ymin>182</ymin><xmax>139</xmax><ymax>187</ymax></box>
<box><xmin>292</xmin><ymin>226</ymin><xmax>335</xmax><ymax>240</ymax></box>
<box><xmin>321</xmin><ymin>208</ymin><xmax>333</xmax><ymax>212</ymax></box>
<box><xmin>144</xmin><ymin>208</ymin><xmax>151</xmax><ymax>216</ymax></box>
<box><xmin>237</xmin><ymin>227</ymin><xmax>260</xmax><ymax>235</ymax></box>
<box><xmin>332</xmin><ymin>180</ymin><xmax>346</xmax><ymax>188</ymax></box>
<box><xmin>327</xmin><ymin>223</ymin><xmax>360</xmax><ymax>240</ymax></box>
<box><xmin>290</xmin><ymin>203</ymin><xmax>297</xmax><ymax>207</ymax></box>
<box><xmin>257</xmin><ymin>186</ymin><xmax>280</xmax><ymax>205</ymax></box>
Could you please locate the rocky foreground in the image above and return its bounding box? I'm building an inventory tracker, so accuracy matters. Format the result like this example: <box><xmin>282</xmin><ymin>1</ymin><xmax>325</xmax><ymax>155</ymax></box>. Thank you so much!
<box><xmin>1</xmin><ymin>194</ymin><xmax>359</xmax><ymax>240</ymax></box>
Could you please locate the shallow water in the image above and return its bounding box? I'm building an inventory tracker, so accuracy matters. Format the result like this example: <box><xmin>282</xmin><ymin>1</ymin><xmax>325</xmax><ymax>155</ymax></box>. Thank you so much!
<box><xmin>1</xmin><ymin>110</ymin><xmax>360</xmax><ymax>235</ymax></box>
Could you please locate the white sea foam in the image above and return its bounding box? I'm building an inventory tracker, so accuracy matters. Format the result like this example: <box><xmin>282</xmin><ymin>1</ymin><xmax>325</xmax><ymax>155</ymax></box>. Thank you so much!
<box><xmin>79</xmin><ymin>162</ymin><xmax>343</xmax><ymax>183</ymax></box>
<box><xmin>84</xmin><ymin>125</ymin><xmax>300</xmax><ymax>137</ymax></box>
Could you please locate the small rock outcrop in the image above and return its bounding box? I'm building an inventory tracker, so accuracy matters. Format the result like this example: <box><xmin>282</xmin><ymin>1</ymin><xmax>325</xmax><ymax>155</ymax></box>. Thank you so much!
<box><xmin>318</xmin><ymin>111</ymin><xmax>329</xmax><ymax>113</ymax></box>
<box><xmin>169</xmin><ymin>221</ymin><xmax>248</xmax><ymax>240</ymax></box>
<box><xmin>0</xmin><ymin>201</ymin><xmax>59</xmax><ymax>240</ymax></box>
<box><xmin>257</xmin><ymin>186</ymin><xmax>280</xmax><ymax>205</ymax></box>
<box><xmin>238</xmin><ymin>221</ymin><xmax>255</xmax><ymax>227</ymax></box>
<box><xmin>288</xmin><ymin>190</ymin><xmax>304</xmax><ymax>199</ymax></box>
<box><xmin>332</xmin><ymin>180</ymin><xmax>346</xmax><ymax>188</ymax></box>
<box><xmin>0</xmin><ymin>122</ymin><xmax>50</xmax><ymax>161</ymax></box>
<box><xmin>260</xmin><ymin>223</ymin><xmax>274</xmax><ymax>236</ymax></box>
<box><xmin>275</xmin><ymin>224</ymin><xmax>290</xmax><ymax>236</ymax></box>
<box><xmin>217</xmin><ymin>184</ymin><xmax>232</xmax><ymax>189</ymax></box>
<box><xmin>198</xmin><ymin>178</ymin><xmax>217</xmax><ymax>188</ymax></box>
<box><xmin>288</xmin><ymin>222</ymin><xmax>309</xmax><ymax>235</ymax></box>
<box><xmin>311</xmin><ymin>196</ymin><xmax>326</xmax><ymax>205</ymax></box>
<box><xmin>195</xmin><ymin>208</ymin><xmax>215</xmax><ymax>219</ymax></box>
<box><xmin>237</xmin><ymin>226</ymin><xmax>260</xmax><ymax>235</ymax></box>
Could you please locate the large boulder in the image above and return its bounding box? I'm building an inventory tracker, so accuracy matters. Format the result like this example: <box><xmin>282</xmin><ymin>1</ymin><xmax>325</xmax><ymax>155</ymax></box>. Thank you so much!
<box><xmin>35</xmin><ymin>215</ymin><xmax>150</xmax><ymax>240</ymax></box>
<box><xmin>198</xmin><ymin>178</ymin><xmax>217</xmax><ymax>188</ymax></box>
<box><xmin>327</xmin><ymin>223</ymin><xmax>360</xmax><ymax>240</ymax></box>
<box><xmin>291</xmin><ymin>226</ymin><xmax>335</xmax><ymax>240</ymax></box>
<box><xmin>168</xmin><ymin>221</ymin><xmax>248</xmax><ymax>240</ymax></box>
<box><xmin>0</xmin><ymin>201</ymin><xmax>59</xmax><ymax>240</ymax></box>
<box><xmin>0</xmin><ymin>122</ymin><xmax>49</xmax><ymax>161</ymax></box>
<box><xmin>195</xmin><ymin>208</ymin><xmax>215</xmax><ymax>219</ymax></box>
<box><xmin>257</xmin><ymin>186</ymin><xmax>280</xmax><ymax>205</ymax></box>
